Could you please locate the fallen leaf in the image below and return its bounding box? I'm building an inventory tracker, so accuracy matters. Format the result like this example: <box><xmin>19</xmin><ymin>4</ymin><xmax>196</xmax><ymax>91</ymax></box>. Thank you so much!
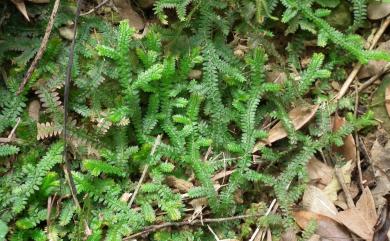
<box><xmin>11</xmin><ymin>0</ymin><xmax>30</xmax><ymax>21</ymax></box>
<box><xmin>120</xmin><ymin>192</ymin><xmax>132</xmax><ymax>202</ymax></box>
<box><xmin>212</xmin><ymin>169</ymin><xmax>235</xmax><ymax>181</ymax></box>
<box><xmin>307</xmin><ymin>157</ymin><xmax>333</xmax><ymax>189</ymax></box>
<box><xmin>386</xmin><ymin>86</ymin><xmax>390</xmax><ymax>118</ymax></box>
<box><xmin>323</xmin><ymin>160</ymin><xmax>353</xmax><ymax>202</ymax></box>
<box><xmin>368</xmin><ymin>2</ymin><xmax>390</xmax><ymax>20</ymax></box>
<box><xmin>165</xmin><ymin>176</ymin><xmax>193</xmax><ymax>193</ymax></box>
<box><xmin>266</xmin><ymin>70</ymin><xmax>287</xmax><ymax>84</ymax></box>
<box><xmin>374</xmin><ymin>194</ymin><xmax>390</xmax><ymax>241</ymax></box>
<box><xmin>332</xmin><ymin>115</ymin><xmax>357</xmax><ymax>162</ymax></box>
<box><xmin>59</xmin><ymin>27</ymin><xmax>74</xmax><ymax>41</ymax></box>
<box><xmin>113</xmin><ymin>0</ymin><xmax>145</xmax><ymax>30</ymax></box>
<box><xmin>371</xmin><ymin>140</ymin><xmax>390</xmax><ymax>207</ymax></box>
<box><xmin>359</xmin><ymin>40</ymin><xmax>390</xmax><ymax>79</ymax></box>
<box><xmin>294</xmin><ymin>211</ymin><xmax>351</xmax><ymax>241</ymax></box>
<box><xmin>253</xmin><ymin>104</ymin><xmax>319</xmax><ymax>152</ymax></box>
<box><xmin>28</xmin><ymin>100</ymin><xmax>40</xmax><ymax>122</ymax></box>
<box><xmin>336</xmin><ymin>188</ymin><xmax>377</xmax><ymax>240</ymax></box>
<box><xmin>371</xmin><ymin>75</ymin><xmax>390</xmax><ymax>132</ymax></box>
<box><xmin>280</xmin><ymin>228</ymin><xmax>297</xmax><ymax>241</ymax></box>
<box><xmin>335</xmin><ymin>183</ymin><xmax>359</xmax><ymax>210</ymax></box>
<box><xmin>307</xmin><ymin>234</ymin><xmax>320</xmax><ymax>241</ymax></box>
<box><xmin>302</xmin><ymin>185</ymin><xmax>338</xmax><ymax>219</ymax></box>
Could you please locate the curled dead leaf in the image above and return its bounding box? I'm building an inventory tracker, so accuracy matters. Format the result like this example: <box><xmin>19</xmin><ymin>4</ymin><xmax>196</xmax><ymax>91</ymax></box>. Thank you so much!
<box><xmin>368</xmin><ymin>3</ymin><xmax>390</xmax><ymax>20</ymax></box>
<box><xmin>293</xmin><ymin>210</ymin><xmax>351</xmax><ymax>240</ymax></box>
<box><xmin>332</xmin><ymin>115</ymin><xmax>357</xmax><ymax>162</ymax></box>
<box><xmin>253</xmin><ymin>104</ymin><xmax>319</xmax><ymax>152</ymax></box>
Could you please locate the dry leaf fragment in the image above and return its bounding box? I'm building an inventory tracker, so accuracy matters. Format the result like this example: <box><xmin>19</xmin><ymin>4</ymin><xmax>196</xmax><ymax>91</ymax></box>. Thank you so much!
<box><xmin>332</xmin><ymin>115</ymin><xmax>357</xmax><ymax>162</ymax></box>
<box><xmin>293</xmin><ymin>211</ymin><xmax>351</xmax><ymax>241</ymax></box>
<box><xmin>11</xmin><ymin>0</ymin><xmax>30</xmax><ymax>21</ymax></box>
<box><xmin>28</xmin><ymin>100</ymin><xmax>40</xmax><ymax>122</ymax></box>
<box><xmin>374</xmin><ymin>194</ymin><xmax>390</xmax><ymax>241</ymax></box>
<box><xmin>371</xmin><ymin>140</ymin><xmax>390</xmax><ymax>207</ymax></box>
<box><xmin>323</xmin><ymin>160</ymin><xmax>353</xmax><ymax>202</ymax></box>
<box><xmin>113</xmin><ymin>0</ymin><xmax>145</xmax><ymax>30</ymax></box>
<box><xmin>368</xmin><ymin>3</ymin><xmax>390</xmax><ymax>20</ymax></box>
<box><xmin>386</xmin><ymin>86</ymin><xmax>390</xmax><ymax>118</ymax></box>
<box><xmin>253</xmin><ymin>104</ymin><xmax>319</xmax><ymax>152</ymax></box>
<box><xmin>59</xmin><ymin>27</ymin><xmax>75</xmax><ymax>41</ymax></box>
<box><xmin>212</xmin><ymin>169</ymin><xmax>235</xmax><ymax>181</ymax></box>
<box><xmin>302</xmin><ymin>185</ymin><xmax>338</xmax><ymax>219</ymax></box>
<box><xmin>336</xmin><ymin>187</ymin><xmax>378</xmax><ymax>241</ymax></box>
<box><xmin>280</xmin><ymin>228</ymin><xmax>297</xmax><ymax>241</ymax></box>
<box><xmin>165</xmin><ymin>176</ymin><xmax>193</xmax><ymax>193</ymax></box>
<box><xmin>307</xmin><ymin>157</ymin><xmax>333</xmax><ymax>189</ymax></box>
<box><xmin>359</xmin><ymin>40</ymin><xmax>390</xmax><ymax>79</ymax></box>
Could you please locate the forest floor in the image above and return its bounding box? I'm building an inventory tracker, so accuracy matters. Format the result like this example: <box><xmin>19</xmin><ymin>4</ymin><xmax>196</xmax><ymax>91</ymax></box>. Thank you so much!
<box><xmin>1</xmin><ymin>0</ymin><xmax>390</xmax><ymax>240</ymax></box>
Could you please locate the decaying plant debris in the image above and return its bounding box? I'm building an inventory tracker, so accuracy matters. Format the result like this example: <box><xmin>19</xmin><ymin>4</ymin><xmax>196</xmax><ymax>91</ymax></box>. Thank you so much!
<box><xmin>1</xmin><ymin>0</ymin><xmax>390</xmax><ymax>240</ymax></box>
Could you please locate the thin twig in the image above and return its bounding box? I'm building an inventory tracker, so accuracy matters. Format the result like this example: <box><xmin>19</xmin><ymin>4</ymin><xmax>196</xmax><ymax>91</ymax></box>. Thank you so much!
<box><xmin>0</xmin><ymin>117</ymin><xmax>21</xmax><ymax>143</ymax></box>
<box><xmin>63</xmin><ymin>0</ymin><xmax>83</xmax><ymax>210</ymax></box>
<box><xmin>80</xmin><ymin>0</ymin><xmax>110</xmax><ymax>16</ymax></box>
<box><xmin>335</xmin><ymin>167</ymin><xmax>355</xmax><ymax>208</ymax></box>
<box><xmin>122</xmin><ymin>213</ymin><xmax>264</xmax><ymax>240</ymax></box>
<box><xmin>128</xmin><ymin>135</ymin><xmax>162</xmax><ymax>208</ymax></box>
<box><xmin>336</xmin><ymin>15</ymin><xmax>390</xmax><ymax>100</ymax></box>
<box><xmin>16</xmin><ymin>0</ymin><xmax>60</xmax><ymax>95</ymax></box>
<box><xmin>354</xmin><ymin>84</ymin><xmax>364</xmax><ymax>190</ymax></box>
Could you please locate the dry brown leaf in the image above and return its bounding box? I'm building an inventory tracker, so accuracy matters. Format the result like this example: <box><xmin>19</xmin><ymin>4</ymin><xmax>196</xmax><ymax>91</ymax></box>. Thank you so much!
<box><xmin>302</xmin><ymin>185</ymin><xmax>338</xmax><ymax>219</ymax></box>
<box><xmin>11</xmin><ymin>0</ymin><xmax>30</xmax><ymax>21</ymax></box>
<box><xmin>307</xmin><ymin>157</ymin><xmax>333</xmax><ymax>189</ymax></box>
<box><xmin>371</xmin><ymin>140</ymin><xmax>390</xmax><ymax>207</ymax></box>
<box><xmin>374</xmin><ymin>194</ymin><xmax>390</xmax><ymax>241</ymax></box>
<box><xmin>323</xmin><ymin>160</ymin><xmax>353</xmax><ymax>202</ymax></box>
<box><xmin>280</xmin><ymin>228</ymin><xmax>297</xmax><ymax>241</ymax></box>
<box><xmin>59</xmin><ymin>27</ymin><xmax>74</xmax><ymax>41</ymax></box>
<box><xmin>212</xmin><ymin>169</ymin><xmax>235</xmax><ymax>181</ymax></box>
<box><xmin>253</xmin><ymin>104</ymin><xmax>319</xmax><ymax>152</ymax></box>
<box><xmin>307</xmin><ymin>234</ymin><xmax>320</xmax><ymax>241</ymax></box>
<box><xmin>120</xmin><ymin>192</ymin><xmax>132</xmax><ymax>202</ymax></box>
<box><xmin>165</xmin><ymin>176</ymin><xmax>193</xmax><ymax>193</ymax></box>
<box><xmin>113</xmin><ymin>0</ymin><xmax>145</xmax><ymax>30</ymax></box>
<box><xmin>294</xmin><ymin>211</ymin><xmax>351</xmax><ymax>241</ymax></box>
<box><xmin>386</xmin><ymin>86</ymin><xmax>390</xmax><ymax>118</ymax></box>
<box><xmin>266</xmin><ymin>70</ymin><xmax>287</xmax><ymax>84</ymax></box>
<box><xmin>368</xmin><ymin>2</ymin><xmax>390</xmax><ymax>20</ymax></box>
<box><xmin>332</xmin><ymin>115</ymin><xmax>357</xmax><ymax>162</ymax></box>
<box><xmin>28</xmin><ymin>100</ymin><xmax>40</xmax><ymax>122</ymax></box>
<box><xmin>336</xmin><ymin>187</ymin><xmax>378</xmax><ymax>241</ymax></box>
<box><xmin>359</xmin><ymin>40</ymin><xmax>390</xmax><ymax>79</ymax></box>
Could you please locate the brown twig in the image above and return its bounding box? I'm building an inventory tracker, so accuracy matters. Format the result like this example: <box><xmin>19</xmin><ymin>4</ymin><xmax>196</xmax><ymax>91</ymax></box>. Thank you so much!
<box><xmin>122</xmin><ymin>213</ymin><xmax>264</xmax><ymax>240</ymax></box>
<box><xmin>63</xmin><ymin>0</ymin><xmax>83</xmax><ymax>211</ymax></box>
<box><xmin>336</xmin><ymin>15</ymin><xmax>390</xmax><ymax>100</ymax></box>
<box><xmin>335</xmin><ymin>167</ymin><xmax>355</xmax><ymax>208</ymax></box>
<box><xmin>354</xmin><ymin>84</ymin><xmax>364</xmax><ymax>190</ymax></box>
<box><xmin>80</xmin><ymin>0</ymin><xmax>110</xmax><ymax>16</ymax></box>
<box><xmin>16</xmin><ymin>0</ymin><xmax>60</xmax><ymax>95</ymax></box>
<box><xmin>128</xmin><ymin>135</ymin><xmax>162</xmax><ymax>208</ymax></box>
<box><xmin>0</xmin><ymin>117</ymin><xmax>21</xmax><ymax>143</ymax></box>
